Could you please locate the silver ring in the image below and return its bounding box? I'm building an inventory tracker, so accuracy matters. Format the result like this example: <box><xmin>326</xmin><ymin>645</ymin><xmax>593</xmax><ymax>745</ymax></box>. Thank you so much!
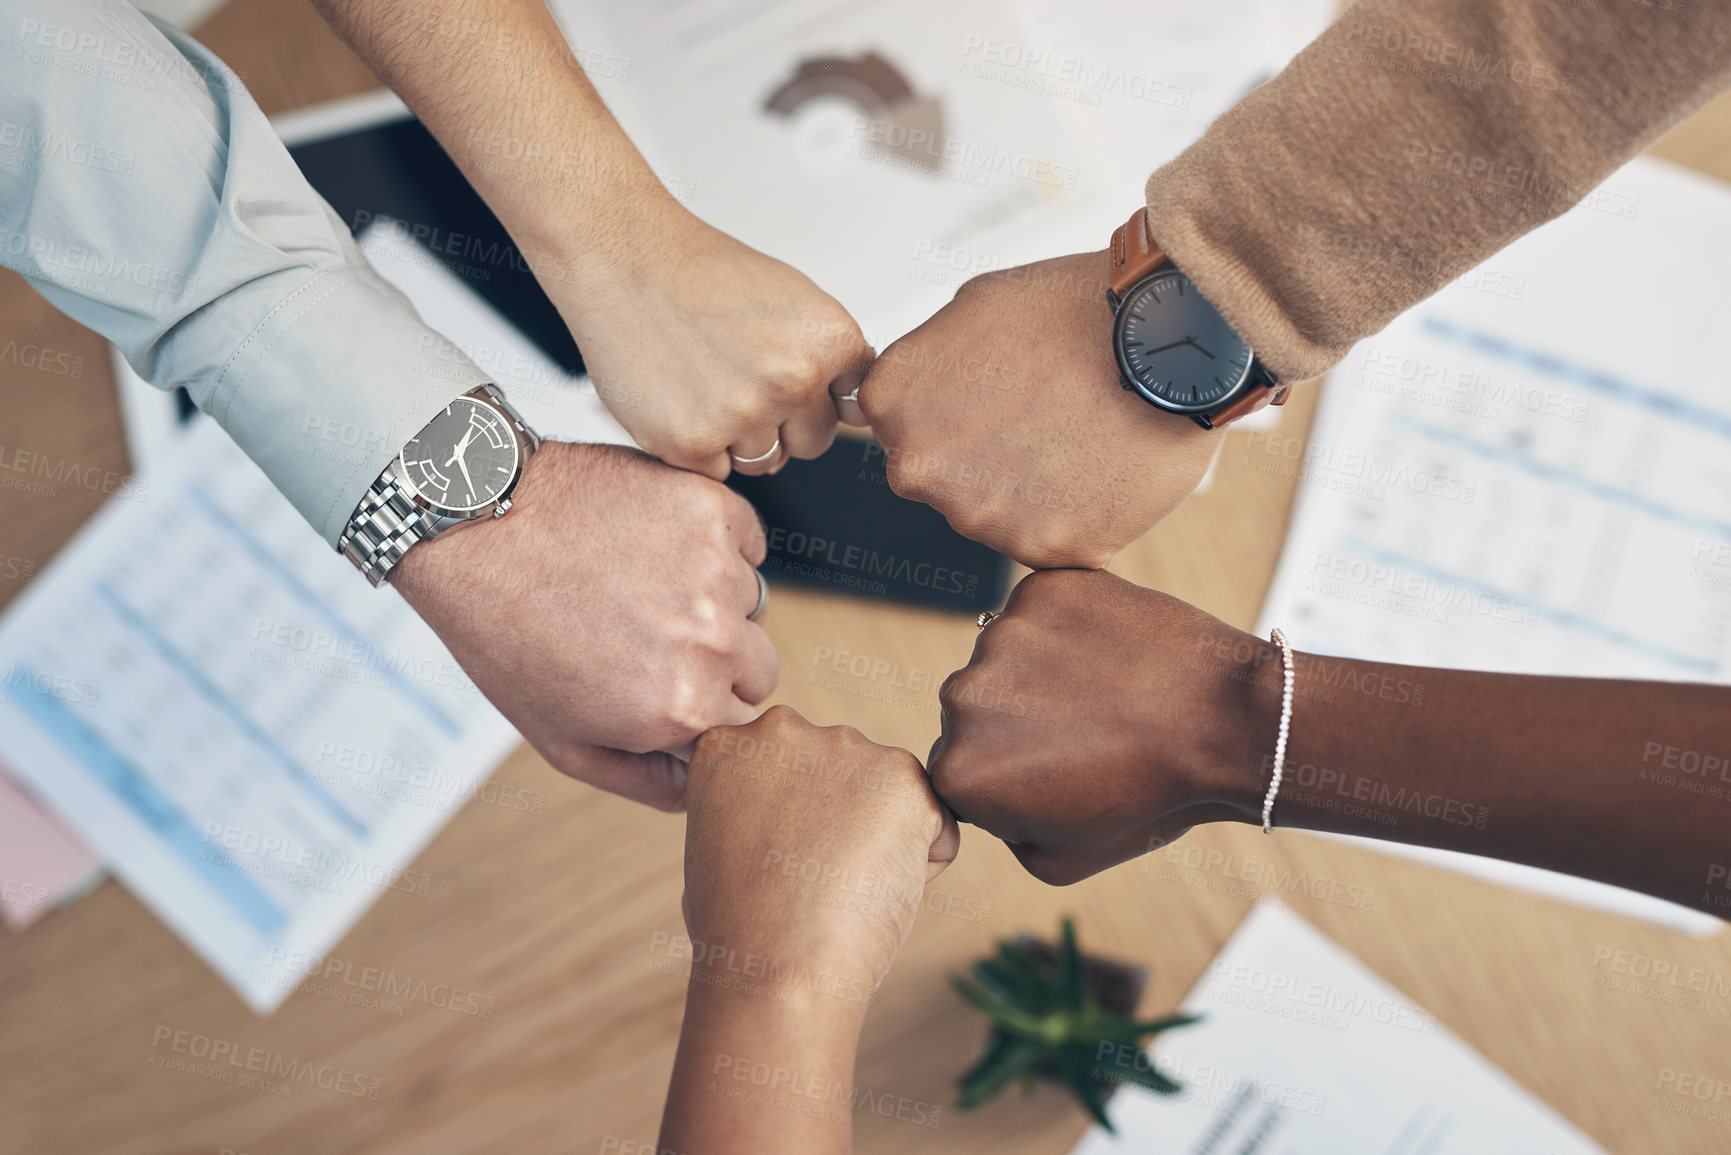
<box><xmin>748</xmin><ymin>570</ymin><xmax>769</xmax><ymax>621</ymax></box>
<box><xmin>731</xmin><ymin>436</ymin><xmax>781</xmax><ymax>466</ymax></box>
<box><xmin>977</xmin><ymin>611</ymin><xmax>998</xmax><ymax>628</ymax></box>
<box><xmin>836</xmin><ymin>384</ymin><xmax>861</xmax><ymax>404</ymax></box>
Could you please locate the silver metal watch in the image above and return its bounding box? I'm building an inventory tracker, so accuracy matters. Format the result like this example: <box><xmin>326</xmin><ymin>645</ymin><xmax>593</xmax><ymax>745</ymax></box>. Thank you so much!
<box><xmin>337</xmin><ymin>384</ymin><xmax>541</xmax><ymax>586</ymax></box>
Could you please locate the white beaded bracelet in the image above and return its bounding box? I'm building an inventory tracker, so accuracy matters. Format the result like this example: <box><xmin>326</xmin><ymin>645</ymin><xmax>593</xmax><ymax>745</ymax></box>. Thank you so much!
<box><xmin>1261</xmin><ymin>628</ymin><xmax>1295</xmax><ymax>835</ymax></box>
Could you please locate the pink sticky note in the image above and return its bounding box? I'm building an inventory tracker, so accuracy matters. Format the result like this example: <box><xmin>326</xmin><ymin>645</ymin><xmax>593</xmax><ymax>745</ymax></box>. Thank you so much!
<box><xmin>0</xmin><ymin>764</ymin><xmax>102</xmax><ymax>930</ymax></box>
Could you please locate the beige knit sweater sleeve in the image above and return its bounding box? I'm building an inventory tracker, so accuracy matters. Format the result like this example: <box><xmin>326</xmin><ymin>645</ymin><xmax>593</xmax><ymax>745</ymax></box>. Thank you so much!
<box><xmin>1143</xmin><ymin>0</ymin><xmax>1731</xmax><ymax>384</ymax></box>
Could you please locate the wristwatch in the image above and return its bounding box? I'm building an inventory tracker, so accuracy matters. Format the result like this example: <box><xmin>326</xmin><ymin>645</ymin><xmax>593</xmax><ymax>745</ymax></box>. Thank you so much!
<box><xmin>1107</xmin><ymin>207</ymin><xmax>1289</xmax><ymax>430</ymax></box>
<box><xmin>337</xmin><ymin>384</ymin><xmax>541</xmax><ymax>586</ymax></box>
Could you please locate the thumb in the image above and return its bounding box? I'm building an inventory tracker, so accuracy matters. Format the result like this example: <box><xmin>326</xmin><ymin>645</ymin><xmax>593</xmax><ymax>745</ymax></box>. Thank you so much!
<box><xmin>551</xmin><ymin>743</ymin><xmax>690</xmax><ymax>812</ymax></box>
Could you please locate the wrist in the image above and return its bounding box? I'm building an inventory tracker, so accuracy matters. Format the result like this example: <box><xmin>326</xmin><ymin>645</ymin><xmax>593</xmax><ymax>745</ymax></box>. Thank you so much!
<box><xmin>388</xmin><ymin>438</ymin><xmax>571</xmax><ymax>608</ymax></box>
<box><xmin>1185</xmin><ymin>628</ymin><xmax>1287</xmax><ymax>825</ymax></box>
<box><xmin>512</xmin><ymin>150</ymin><xmax>695</xmax><ymax>306</ymax></box>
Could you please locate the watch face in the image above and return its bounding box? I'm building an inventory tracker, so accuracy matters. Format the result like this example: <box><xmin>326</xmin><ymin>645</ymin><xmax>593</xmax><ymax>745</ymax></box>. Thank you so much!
<box><xmin>1115</xmin><ymin>270</ymin><xmax>1254</xmax><ymax>413</ymax></box>
<box><xmin>399</xmin><ymin>397</ymin><xmax>520</xmax><ymax>512</ymax></box>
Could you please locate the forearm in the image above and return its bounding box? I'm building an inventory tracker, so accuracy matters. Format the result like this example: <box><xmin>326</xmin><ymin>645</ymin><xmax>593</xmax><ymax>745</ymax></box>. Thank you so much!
<box><xmin>0</xmin><ymin>0</ymin><xmax>478</xmax><ymax>543</ymax></box>
<box><xmin>1227</xmin><ymin>646</ymin><xmax>1731</xmax><ymax>913</ymax></box>
<box><xmin>312</xmin><ymin>0</ymin><xmax>681</xmax><ymax>287</ymax></box>
<box><xmin>1146</xmin><ymin>0</ymin><xmax>1731</xmax><ymax>383</ymax></box>
<box><xmin>659</xmin><ymin>968</ymin><xmax>866</xmax><ymax>1152</ymax></box>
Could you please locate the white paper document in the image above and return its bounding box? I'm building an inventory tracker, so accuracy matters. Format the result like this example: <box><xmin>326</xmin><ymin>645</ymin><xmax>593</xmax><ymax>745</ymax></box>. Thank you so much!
<box><xmin>548</xmin><ymin>0</ymin><xmax>1330</xmax><ymax>348</ymax></box>
<box><xmin>1256</xmin><ymin>157</ymin><xmax>1731</xmax><ymax>936</ymax></box>
<box><xmin>0</xmin><ymin>231</ymin><xmax>628</xmax><ymax>1011</ymax></box>
<box><xmin>1073</xmin><ymin>903</ymin><xmax>1609</xmax><ymax>1154</ymax></box>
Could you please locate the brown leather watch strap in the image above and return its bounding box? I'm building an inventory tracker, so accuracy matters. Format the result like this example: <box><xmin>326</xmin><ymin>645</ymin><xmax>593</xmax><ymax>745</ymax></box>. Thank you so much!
<box><xmin>1203</xmin><ymin>381</ymin><xmax>1292</xmax><ymax>430</ymax></box>
<box><xmin>1108</xmin><ymin>206</ymin><xmax>1167</xmax><ymax>298</ymax></box>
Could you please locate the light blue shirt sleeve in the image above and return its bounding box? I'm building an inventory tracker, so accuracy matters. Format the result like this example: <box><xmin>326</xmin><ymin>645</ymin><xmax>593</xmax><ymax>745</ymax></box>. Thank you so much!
<box><xmin>0</xmin><ymin>0</ymin><xmax>488</xmax><ymax>546</ymax></box>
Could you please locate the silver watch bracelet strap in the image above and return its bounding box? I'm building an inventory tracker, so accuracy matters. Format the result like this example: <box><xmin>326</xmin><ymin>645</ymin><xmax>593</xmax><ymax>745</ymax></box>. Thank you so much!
<box><xmin>339</xmin><ymin>471</ymin><xmax>438</xmax><ymax>588</ymax></box>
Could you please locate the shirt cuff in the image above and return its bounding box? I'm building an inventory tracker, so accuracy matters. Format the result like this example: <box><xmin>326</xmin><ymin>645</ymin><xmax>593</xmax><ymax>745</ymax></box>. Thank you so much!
<box><xmin>193</xmin><ymin>259</ymin><xmax>487</xmax><ymax>546</ymax></box>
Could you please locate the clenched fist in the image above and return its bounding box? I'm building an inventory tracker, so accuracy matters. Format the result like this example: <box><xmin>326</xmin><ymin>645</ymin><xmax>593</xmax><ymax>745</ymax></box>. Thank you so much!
<box><xmin>559</xmin><ymin>212</ymin><xmax>875</xmax><ymax>478</ymax></box>
<box><xmin>685</xmin><ymin>706</ymin><xmax>958</xmax><ymax>983</ymax></box>
<box><xmin>393</xmin><ymin>441</ymin><xmax>779</xmax><ymax>811</ymax></box>
<box><xmin>859</xmin><ymin>251</ymin><xmax>1220</xmax><ymax>568</ymax></box>
<box><xmin>928</xmin><ymin>569</ymin><xmax>1273</xmax><ymax>884</ymax></box>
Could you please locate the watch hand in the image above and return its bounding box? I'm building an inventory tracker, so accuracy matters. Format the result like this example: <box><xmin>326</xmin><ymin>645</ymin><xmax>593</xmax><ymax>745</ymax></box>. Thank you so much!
<box><xmin>1143</xmin><ymin>339</ymin><xmax>1194</xmax><ymax>356</ymax></box>
<box><xmin>1189</xmin><ymin>340</ymin><xmax>1215</xmax><ymax>360</ymax></box>
<box><xmin>445</xmin><ymin>427</ymin><xmax>478</xmax><ymax>468</ymax></box>
<box><xmin>455</xmin><ymin>452</ymin><xmax>476</xmax><ymax>500</ymax></box>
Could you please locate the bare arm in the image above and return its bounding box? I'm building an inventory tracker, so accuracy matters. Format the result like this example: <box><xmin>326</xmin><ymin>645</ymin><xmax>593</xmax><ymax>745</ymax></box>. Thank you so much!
<box><xmin>312</xmin><ymin>0</ymin><xmax>873</xmax><ymax>477</ymax></box>
<box><xmin>930</xmin><ymin>569</ymin><xmax>1731</xmax><ymax>916</ymax></box>
<box><xmin>662</xmin><ymin>707</ymin><xmax>958</xmax><ymax>1152</ymax></box>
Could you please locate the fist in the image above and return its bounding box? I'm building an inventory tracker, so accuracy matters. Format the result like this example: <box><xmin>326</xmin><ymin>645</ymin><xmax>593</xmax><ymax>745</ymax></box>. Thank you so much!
<box><xmin>685</xmin><ymin>706</ymin><xmax>958</xmax><ymax>982</ymax></box>
<box><xmin>556</xmin><ymin>217</ymin><xmax>874</xmax><ymax>478</ymax></box>
<box><xmin>393</xmin><ymin>442</ymin><xmax>779</xmax><ymax>811</ymax></box>
<box><xmin>859</xmin><ymin>251</ymin><xmax>1220</xmax><ymax>568</ymax></box>
<box><xmin>928</xmin><ymin>569</ymin><xmax>1269</xmax><ymax>885</ymax></box>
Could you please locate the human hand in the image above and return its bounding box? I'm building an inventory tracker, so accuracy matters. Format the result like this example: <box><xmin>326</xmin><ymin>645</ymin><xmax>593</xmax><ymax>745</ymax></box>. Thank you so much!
<box><xmin>928</xmin><ymin>569</ymin><xmax>1272</xmax><ymax>885</ymax></box>
<box><xmin>554</xmin><ymin>205</ymin><xmax>874</xmax><ymax>478</ymax></box>
<box><xmin>859</xmin><ymin>251</ymin><xmax>1220</xmax><ymax>568</ymax></box>
<box><xmin>684</xmin><ymin>706</ymin><xmax>959</xmax><ymax>983</ymax></box>
<box><xmin>391</xmin><ymin>441</ymin><xmax>777</xmax><ymax>811</ymax></box>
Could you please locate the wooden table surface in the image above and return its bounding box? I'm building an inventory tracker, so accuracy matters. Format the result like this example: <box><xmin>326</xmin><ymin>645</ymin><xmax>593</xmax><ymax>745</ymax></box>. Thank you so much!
<box><xmin>3</xmin><ymin>4</ymin><xmax>1729</xmax><ymax>1153</ymax></box>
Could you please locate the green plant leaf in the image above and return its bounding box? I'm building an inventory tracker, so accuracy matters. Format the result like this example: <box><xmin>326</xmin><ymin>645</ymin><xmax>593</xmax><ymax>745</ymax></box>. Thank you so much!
<box><xmin>971</xmin><ymin>955</ymin><xmax>1045</xmax><ymax>1008</ymax></box>
<box><xmin>1057</xmin><ymin>917</ymin><xmax>1085</xmax><ymax>1011</ymax></box>
<box><xmin>957</xmin><ymin>1033</ymin><xmax>1042</xmax><ymax>1109</ymax></box>
<box><xmin>1056</xmin><ymin>1045</ymin><xmax>1116</xmax><ymax>1134</ymax></box>
<box><xmin>1132</xmin><ymin>1013</ymin><xmax>1204</xmax><ymax>1036</ymax></box>
<box><xmin>994</xmin><ymin>940</ymin><xmax>1054</xmax><ymax>993</ymax></box>
<box><xmin>951</xmin><ymin>976</ymin><xmax>1055</xmax><ymax>1041</ymax></box>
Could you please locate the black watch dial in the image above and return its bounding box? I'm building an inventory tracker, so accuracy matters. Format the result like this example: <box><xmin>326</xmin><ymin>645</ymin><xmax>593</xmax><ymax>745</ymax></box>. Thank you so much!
<box><xmin>400</xmin><ymin>396</ymin><xmax>520</xmax><ymax>512</ymax></box>
<box><xmin>1114</xmin><ymin>270</ymin><xmax>1254</xmax><ymax>413</ymax></box>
